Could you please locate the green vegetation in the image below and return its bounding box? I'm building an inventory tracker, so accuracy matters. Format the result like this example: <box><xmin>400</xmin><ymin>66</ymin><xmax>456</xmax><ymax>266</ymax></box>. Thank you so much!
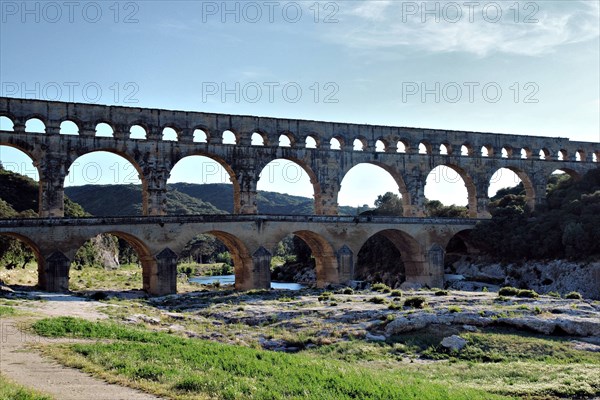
<box><xmin>471</xmin><ymin>169</ymin><xmax>600</xmax><ymax>260</ymax></box>
<box><xmin>565</xmin><ymin>291</ymin><xmax>583</xmax><ymax>300</ymax></box>
<box><xmin>390</xmin><ymin>289</ymin><xmax>403</xmax><ymax>298</ymax></box>
<box><xmin>31</xmin><ymin>317</ymin><xmax>503</xmax><ymax>400</ymax></box>
<box><xmin>0</xmin><ymin>305</ymin><xmax>16</xmax><ymax>316</ymax></box>
<box><xmin>498</xmin><ymin>287</ymin><xmax>520</xmax><ymax>296</ymax></box>
<box><xmin>371</xmin><ymin>283</ymin><xmax>392</xmax><ymax>293</ymax></box>
<box><xmin>0</xmin><ymin>375</ymin><xmax>53</xmax><ymax>400</ymax></box>
<box><xmin>516</xmin><ymin>289</ymin><xmax>539</xmax><ymax>299</ymax></box>
<box><xmin>434</xmin><ymin>290</ymin><xmax>449</xmax><ymax>296</ymax></box>
<box><xmin>65</xmin><ymin>183</ymin><xmax>357</xmax><ymax>216</ymax></box>
<box><xmin>448</xmin><ymin>305</ymin><xmax>462</xmax><ymax>313</ymax></box>
<box><xmin>404</xmin><ymin>296</ymin><xmax>427</xmax><ymax>308</ymax></box>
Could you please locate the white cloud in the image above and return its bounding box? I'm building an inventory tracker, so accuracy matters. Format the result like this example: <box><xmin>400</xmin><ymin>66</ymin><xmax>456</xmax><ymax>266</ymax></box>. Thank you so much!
<box><xmin>328</xmin><ymin>1</ymin><xmax>599</xmax><ymax>57</ymax></box>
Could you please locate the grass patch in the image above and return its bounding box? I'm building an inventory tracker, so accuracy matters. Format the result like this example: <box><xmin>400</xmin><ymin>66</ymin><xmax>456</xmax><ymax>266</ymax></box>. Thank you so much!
<box><xmin>0</xmin><ymin>305</ymin><xmax>17</xmax><ymax>317</ymax></box>
<box><xmin>32</xmin><ymin>317</ymin><xmax>506</xmax><ymax>400</ymax></box>
<box><xmin>0</xmin><ymin>374</ymin><xmax>53</xmax><ymax>400</ymax></box>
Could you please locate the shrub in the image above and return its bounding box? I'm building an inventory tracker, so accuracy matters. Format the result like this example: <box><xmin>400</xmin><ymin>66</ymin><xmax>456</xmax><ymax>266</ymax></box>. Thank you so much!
<box><xmin>448</xmin><ymin>305</ymin><xmax>462</xmax><ymax>313</ymax></box>
<box><xmin>498</xmin><ymin>286</ymin><xmax>519</xmax><ymax>296</ymax></box>
<box><xmin>546</xmin><ymin>291</ymin><xmax>561</xmax><ymax>298</ymax></box>
<box><xmin>342</xmin><ymin>287</ymin><xmax>354</xmax><ymax>295</ymax></box>
<box><xmin>388</xmin><ymin>302</ymin><xmax>403</xmax><ymax>310</ymax></box>
<box><xmin>404</xmin><ymin>296</ymin><xmax>427</xmax><ymax>309</ymax></box>
<box><xmin>368</xmin><ymin>296</ymin><xmax>387</xmax><ymax>305</ymax></box>
<box><xmin>435</xmin><ymin>290</ymin><xmax>449</xmax><ymax>296</ymax></box>
<box><xmin>516</xmin><ymin>289</ymin><xmax>539</xmax><ymax>298</ymax></box>
<box><xmin>318</xmin><ymin>291</ymin><xmax>334</xmax><ymax>302</ymax></box>
<box><xmin>371</xmin><ymin>283</ymin><xmax>392</xmax><ymax>293</ymax></box>
<box><xmin>565</xmin><ymin>291</ymin><xmax>583</xmax><ymax>300</ymax></box>
<box><xmin>390</xmin><ymin>290</ymin><xmax>403</xmax><ymax>298</ymax></box>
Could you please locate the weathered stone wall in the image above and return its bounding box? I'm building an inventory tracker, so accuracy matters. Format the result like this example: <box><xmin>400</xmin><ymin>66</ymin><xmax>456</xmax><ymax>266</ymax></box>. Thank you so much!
<box><xmin>0</xmin><ymin>215</ymin><xmax>474</xmax><ymax>294</ymax></box>
<box><xmin>1</xmin><ymin>97</ymin><xmax>598</xmax><ymax>218</ymax></box>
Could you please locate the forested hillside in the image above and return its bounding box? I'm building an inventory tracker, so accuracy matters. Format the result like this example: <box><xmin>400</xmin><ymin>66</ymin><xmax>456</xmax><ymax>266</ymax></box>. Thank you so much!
<box><xmin>65</xmin><ymin>183</ymin><xmax>358</xmax><ymax>216</ymax></box>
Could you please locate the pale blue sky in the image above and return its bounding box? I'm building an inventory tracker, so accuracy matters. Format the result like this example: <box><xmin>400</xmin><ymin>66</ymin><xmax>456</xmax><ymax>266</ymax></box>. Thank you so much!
<box><xmin>1</xmin><ymin>0</ymin><xmax>599</xmax><ymax>208</ymax></box>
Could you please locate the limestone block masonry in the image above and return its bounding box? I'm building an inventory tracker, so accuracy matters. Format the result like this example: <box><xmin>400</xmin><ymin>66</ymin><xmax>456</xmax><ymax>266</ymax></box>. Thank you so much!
<box><xmin>0</xmin><ymin>97</ymin><xmax>598</xmax><ymax>295</ymax></box>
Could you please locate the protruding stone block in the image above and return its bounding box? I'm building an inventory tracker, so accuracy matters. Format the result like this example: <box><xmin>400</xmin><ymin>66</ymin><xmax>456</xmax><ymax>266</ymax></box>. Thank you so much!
<box><xmin>41</xmin><ymin>251</ymin><xmax>70</xmax><ymax>292</ymax></box>
<box><xmin>336</xmin><ymin>245</ymin><xmax>354</xmax><ymax>283</ymax></box>
<box><xmin>148</xmin><ymin>248</ymin><xmax>178</xmax><ymax>295</ymax></box>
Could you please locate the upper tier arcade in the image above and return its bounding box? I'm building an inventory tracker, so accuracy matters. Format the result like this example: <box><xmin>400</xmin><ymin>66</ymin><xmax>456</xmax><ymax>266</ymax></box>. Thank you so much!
<box><xmin>1</xmin><ymin>97</ymin><xmax>598</xmax><ymax>218</ymax></box>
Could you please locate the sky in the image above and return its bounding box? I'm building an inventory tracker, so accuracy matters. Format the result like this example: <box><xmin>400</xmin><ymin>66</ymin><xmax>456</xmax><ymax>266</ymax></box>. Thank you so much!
<box><xmin>1</xmin><ymin>0</ymin><xmax>599</xmax><ymax>209</ymax></box>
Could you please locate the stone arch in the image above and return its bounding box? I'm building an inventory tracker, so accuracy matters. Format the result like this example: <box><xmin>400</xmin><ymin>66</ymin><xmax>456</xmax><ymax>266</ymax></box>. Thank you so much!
<box><xmin>59</xmin><ymin>120</ymin><xmax>80</xmax><ymax>135</ymax></box>
<box><xmin>256</xmin><ymin>157</ymin><xmax>322</xmax><ymax>214</ymax></box>
<box><xmin>222</xmin><ymin>129</ymin><xmax>238</xmax><ymax>145</ymax></box>
<box><xmin>397</xmin><ymin>139</ymin><xmax>409</xmax><ymax>153</ymax></box>
<box><xmin>557</xmin><ymin>149</ymin><xmax>567</xmax><ymax>161</ymax></box>
<box><xmin>439</xmin><ymin>143</ymin><xmax>452</xmax><ymax>155</ymax></box>
<box><xmin>87</xmin><ymin>230</ymin><xmax>155</xmax><ymax>292</ymax></box>
<box><xmin>162</xmin><ymin>126</ymin><xmax>179</xmax><ymax>141</ymax></box>
<box><xmin>375</xmin><ymin>139</ymin><xmax>387</xmax><ymax>153</ymax></box>
<box><xmin>251</xmin><ymin>132</ymin><xmax>266</xmax><ymax>146</ymax></box>
<box><xmin>203</xmin><ymin>230</ymin><xmax>254</xmax><ymax>291</ymax></box>
<box><xmin>481</xmin><ymin>145</ymin><xmax>493</xmax><ymax>157</ymax></box>
<box><xmin>356</xmin><ymin>229</ymin><xmax>424</xmax><ymax>284</ymax></box>
<box><xmin>501</xmin><ymin>146</ymin><xmax>512</xmax><ymax>158</ymax></box>
<box><xmin>25</xmin><ymin>117</ymin><xmax>46</xmax><ymax>133</ymax></box>
<box><xmin>489</xmin><ymin>167</ymin><xmax>536</xmax><ymax>210</ymax></box>
<box><xmin>292</xmin><ymin>230</ymin><xmax>338</xmax><ymax>287</ymax></box>
<box><xmin>460</xmin><ymin>143</ymin><xmax>473</xmax><ymax>156</ymax></box>
<box><xmin>94</xmin><ymin>121</ymin><xmax>114</xmax><ymax>137</ymax></box>
<box><xmin>304</xmin><ymin>135</ymin><xmax>319</xmax><ymax>149</ymax></box>
<box><xmin>192</xmin><ymin>127</ymin><xmax>209</xmax><ymax>143</ymax></box>
<box><xmin>520</xmin><ymin>147</ymin><xmax>532</xmax><ymax>159</ymax></box>
<box><xmin>339</xmin><ymin>162</ymin><xmax>410</xmax><ymax>216</ymax></box>
<box><xmin>548</xmin><ymin>168</ymin><xmax>581</xmax><ymax>181</ymax></box>
<box><xmin>418</xmin><ymin>141</ymin><xmax>432</xmax><ymax>154</ymax></box>
<box><xmin>129</xmin><ymin>123</ymin><xmax>147</xmax><ymax>140</ymax></box>
<box><xmin>539</xmin><ymin>148</ymin><xmax>551</xmax><ymax>160</ymax></box>
<box><xmin>575</xmin><ymin>150</ymin><xmax>585</xmax><ymax>162</ymax></box>
<box><xmin>278</xmin><ymin>131</ymin><xmax>296</xmax><ymax>147</ymax></box>
<box><xmin>330</xmin><ymin>136</ymin><xmax>343</xmax><ymax>150</ymax></box>
<box><xmin>353</xmin><ymin>136</ymin><xmax>368</xmax><ymax>151</ymax></box>
<box><xmin>170</xmin><ymin>153</ymin><xmax>239</xmax><ymax>213</ymax></box>
<box><xmin>426</xmin><ymin>164</ymin><xmax>477</xmax><ymax>218</ymax></box>
<box><xmin>0</xmin><ymin>115</ymin><xmax>15</xmax><ymax>131</ymax></box>
<box><xmin>0</xmin><ymin>232</ymin><xmax>44</xmax><ymax>288</ymax></box>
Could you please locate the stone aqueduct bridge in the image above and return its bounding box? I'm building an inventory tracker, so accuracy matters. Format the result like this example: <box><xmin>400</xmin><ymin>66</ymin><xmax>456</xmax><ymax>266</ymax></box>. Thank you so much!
<box><xmin>0</xmin><ymin>215</ymin><xmax>474</xmax><ymax>295</ymax></box>
<box><xmin>0</xmin><ymin>97</ymin><xmax>598</xmax><ymax>294</ymax></box>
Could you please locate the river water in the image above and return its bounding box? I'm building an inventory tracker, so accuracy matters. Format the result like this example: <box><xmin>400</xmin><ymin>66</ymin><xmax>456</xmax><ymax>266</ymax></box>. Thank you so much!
<box><xmin>189</xmin><ymin>274</ymin><xmax>304</xmax><ymax>290</ymax></box>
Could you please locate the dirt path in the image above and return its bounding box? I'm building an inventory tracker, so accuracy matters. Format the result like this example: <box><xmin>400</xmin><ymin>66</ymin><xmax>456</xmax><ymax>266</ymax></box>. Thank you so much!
<box><xmin>0</xmin><ymin>293</ymin><xmax>164</xmax><ymax>400</ymax></box>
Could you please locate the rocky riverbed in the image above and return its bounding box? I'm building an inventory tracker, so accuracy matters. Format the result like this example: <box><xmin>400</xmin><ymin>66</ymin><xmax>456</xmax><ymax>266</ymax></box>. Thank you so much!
<box><xmin>72</xmin><ymin>286</ymin><xmax>600</xmax><ymax>354</ymax></box>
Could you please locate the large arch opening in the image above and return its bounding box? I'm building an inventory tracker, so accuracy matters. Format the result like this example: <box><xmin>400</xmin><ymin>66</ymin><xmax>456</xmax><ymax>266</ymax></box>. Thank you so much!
<box><xmin>424</xmin><ymin>165</ymin><xmax>473</xmax><ymax>217</ymax></box>
<box><xmin>338</xmin><ymin>163</ymin><xmax>408</xmax><ymax>216</ymax></box>
<box><xmin>1</xmin><ymin>146</ymin><xmax>41</xmax><ymax>218</ymax></box>
<box><xmin>256</xmin><ymin>159</ymin><xmax>318</xmax><ymax>214</ymax></box>
<box><xmin>185</xmin><ymin>231</ymin><xmax>253</xmax><ymax>290</ymax></box>
<box><xmin>167</xmin><ymin>155</ymin><xmax>237</xmax><ymax>214</ymax></box>
<box><xmin>545</xmin><ymin>169</ymin><xmax>581</xmax><ymax>208</ymax></box>
<box><xmin>64</xmin><ymin>151</ymin><xmax>143</xmax><ymax>216</ymax></box>
<box><xmin>355</xmin><ymin>229</ymin><xmax>423</xmax><ymax>288</ymax></box>
<box><xmin>0</xmin><ymin>233</ymin><xmax>42</xmax><ymax>290</ymax></box>
<box><xmin>269</xmin><ymin>232</ymin><xmax>341</xmax><ymax>288</ymax></box>
<box><xmin>69</xmin><ymin>232</ymin><xmax>149</xmax><ymax>293</ymax></box>
<box><xmin>488</xmin><ymin>167</ymin><xmax>535</xmax><ymax>211</ymax></box>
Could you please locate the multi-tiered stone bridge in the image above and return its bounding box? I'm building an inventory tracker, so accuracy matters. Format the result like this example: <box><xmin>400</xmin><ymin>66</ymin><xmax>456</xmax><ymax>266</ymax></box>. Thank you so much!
<box><xmin>0</xmin><ymin>97</ymin><xmax>598</xmax><ymax>294</ymax></box>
